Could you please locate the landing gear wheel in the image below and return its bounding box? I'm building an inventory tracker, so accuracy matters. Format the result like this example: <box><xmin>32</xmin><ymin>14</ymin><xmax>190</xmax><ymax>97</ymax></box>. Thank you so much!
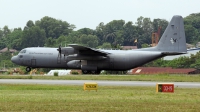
<box><xmin>96</xmin><ymin>70</ymin><xmax>101</xmax><ymax>74</ymax></box>
<box><xmin>82</xmin><ymin>70</ymin><xmax>88</xmax><ymax>74</ymax></box>
<box><xmin>26</xmin><ymin>67</ymin><xmax>31</xmax><ymax>72</ymax></box>
<box><xmin>91</xmin><ymin>70</ymin><xmax>96</xmax><ymax>74</ymax></box>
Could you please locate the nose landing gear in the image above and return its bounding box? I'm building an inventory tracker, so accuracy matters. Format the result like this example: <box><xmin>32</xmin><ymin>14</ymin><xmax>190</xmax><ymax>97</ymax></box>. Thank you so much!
<box><xmin>82</xmin><ymin>70</ymin><xmax>101</xmax><ymax>74</ymax></box>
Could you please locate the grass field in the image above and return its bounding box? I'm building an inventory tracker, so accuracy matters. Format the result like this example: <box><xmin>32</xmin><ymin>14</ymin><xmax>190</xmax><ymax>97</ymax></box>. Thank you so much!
<box><xmin>1</xmin><ymin>74</ymin><xmax>200</xmax><ymax>82</ymax></box>
<box><xmin>0</xmin><ymin>84</ymin><xmax>200</xmax><ymax>112</ymax></box>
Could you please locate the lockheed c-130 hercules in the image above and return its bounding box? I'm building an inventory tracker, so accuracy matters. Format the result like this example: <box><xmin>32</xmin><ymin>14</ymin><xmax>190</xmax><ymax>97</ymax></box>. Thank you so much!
<box><xmin>11</xmin><ymin>15</ymin><xmax>187</xmax><ymax>74</ymax></box>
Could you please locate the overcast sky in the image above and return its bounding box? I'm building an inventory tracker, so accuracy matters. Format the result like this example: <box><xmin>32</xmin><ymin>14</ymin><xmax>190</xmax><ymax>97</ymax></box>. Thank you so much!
<box><xmin>0</xmin><ymin>0</ymin><xmax>200</xmax><ymax>30</ymax></box>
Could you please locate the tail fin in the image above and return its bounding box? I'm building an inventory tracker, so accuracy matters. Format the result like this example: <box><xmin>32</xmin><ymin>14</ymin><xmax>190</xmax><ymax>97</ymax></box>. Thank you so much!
<box><xmin>155</xmin><ymin>15</ymin><xmax>187</xmax><ymax>54</ymax></box>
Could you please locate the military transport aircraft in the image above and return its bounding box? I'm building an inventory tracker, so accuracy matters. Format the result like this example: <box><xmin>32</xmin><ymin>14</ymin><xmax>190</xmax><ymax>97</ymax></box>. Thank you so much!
<box><xmin>11</xmin><ymin>15</ymin><xmax>187</xmax><ymax>74</ymax></box>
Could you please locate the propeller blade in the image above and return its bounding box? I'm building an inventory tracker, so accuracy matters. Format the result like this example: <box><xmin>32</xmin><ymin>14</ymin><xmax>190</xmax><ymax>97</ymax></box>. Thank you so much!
<box><xmin>57</xmin><ymin>45</ymin><xmax>62</xmax><ymax>58</ymax></box>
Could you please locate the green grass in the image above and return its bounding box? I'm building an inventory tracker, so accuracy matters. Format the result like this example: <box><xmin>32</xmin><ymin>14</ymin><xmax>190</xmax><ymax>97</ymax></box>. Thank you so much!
<box><xmin>1</xmin><ymin>74</ymin><xmax>200</xmax><ymax>82</ymax></box>
<box><xmin>0</xmin><ymin>84</ymin><xmax>200</xmax><ymax>112</ymax></box>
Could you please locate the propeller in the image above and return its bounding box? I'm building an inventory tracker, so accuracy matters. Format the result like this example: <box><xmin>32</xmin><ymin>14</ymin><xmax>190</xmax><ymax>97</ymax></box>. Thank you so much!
<box><xmin>57</xmin><ymin>45</ymin><xmax>62</xmax><ymax>58</ymax></box>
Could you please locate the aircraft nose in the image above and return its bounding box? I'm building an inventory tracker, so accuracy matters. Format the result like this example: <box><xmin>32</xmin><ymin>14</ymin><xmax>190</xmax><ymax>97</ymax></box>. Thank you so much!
<box><xmin>11</xmin><ymin>56</ymin><xmax>18</xmax><ymax>64</ymax></box>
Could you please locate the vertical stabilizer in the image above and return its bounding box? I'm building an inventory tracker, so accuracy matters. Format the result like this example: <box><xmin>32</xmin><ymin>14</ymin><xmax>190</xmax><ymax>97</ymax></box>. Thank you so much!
<box><xmin>155</xmin><ymin>15</ymin><xmax>187</xmax><ymax>53</ymax></box>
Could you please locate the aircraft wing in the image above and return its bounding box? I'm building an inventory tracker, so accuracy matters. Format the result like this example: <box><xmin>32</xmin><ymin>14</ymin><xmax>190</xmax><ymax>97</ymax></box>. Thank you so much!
<box><xmin>68</xmin><ymin>44</ymin><xmax>110</xmax><ymax>56</ymax></box>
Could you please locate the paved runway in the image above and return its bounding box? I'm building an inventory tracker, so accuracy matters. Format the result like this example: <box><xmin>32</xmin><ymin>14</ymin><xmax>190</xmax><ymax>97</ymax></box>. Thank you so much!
<box><xmin>0</xmin><ymin>79</ymin><xmax>200</xmax><ymax>88</ymax></box>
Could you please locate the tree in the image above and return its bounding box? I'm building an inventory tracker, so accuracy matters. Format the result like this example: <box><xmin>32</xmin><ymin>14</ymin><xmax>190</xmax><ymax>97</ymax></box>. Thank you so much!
<box><xmin>2</xmin><ymin>26</ymin><xmax>11</xmax><ymax>38</ymax></box>
<box><xmin>152</xmin><ymin>19</ymin><xmax>168</xmax><ymax>37</ymax></box>
<box><xmin>44</xmin><ymin>37</ymin><xmax>57</xmax><ymax>47</ymax></box>
<box><xmin>35</xmin><ymin>16</ymin><xmax>74</xmax><ymax>38</ymax></box>
<box><xmin>135</xmin><ymin>17</ymin><xmax>153</xmax><ymax>45</ymax></box>
<box><xmin>114</xmin><ymin>30</ymin><xmax>124</xmax><ymax>46</ymax></box>
<box><xmin>123</xmin><ymin>21</ymin><xmax>138</xmax><ymax>46</ymax></box>
<box><xmin>77</xmin><ymin>28</ymin><xmax>95</xmax><ymax>35</ymax></box>
<box><xmin>103</xmin><ymin>20</ymin><xmax>125</xmax><ymax>45</ymax></box>
<box><xmin>184</xmin><ymin>13</ymin><xmax>200</xmax><ymax>44</ymax></box>
<box><xmin>26</xmin><ymin>20</ymin><xmax>35</xmax><ymax>28</ymax></box>
<box><xmin>0</xmin><ymin>51</ymin><xmax>13</xmax><ymax>69</ymax></box>
<box><xmin>184</xmin><ymin>25</ymin><xmax>199</xmax><ymax>44</ymax></box>
<box><xmin>21</xmin><ymin>26</ymin><xmax>46</xmax><ymax>48</ymax></box>
<box><xmin>0</xmin><ymin>26</ymin><xmax>12</xmax><ymax>49</ymax></box>
<box><xmin>141</xmin><ymin>43</ymin><xmax>149</xmax><ymax>48</ymax></box>
<box><xmin>190</xmin><ymin>52</ymin><xmax>200</xmax><ymax>69</ymax></box>
<box><xmin>65</xmin><ymin>31</ymin><xmax>81</xmax><ymax>44</ymax></box>
<box><xmin>0</xmin><ymin>28</ymin><xmax>3</xmax><ymax>38</ymax></box>
<box><xmin>184</xmin><ymin>13</ymin><xmax>200</xmax><ymax>29</ymax></box>
<box><xmin>98</xmin><ymin>42</ymin><xmax>112</xmax><ymax>49</ymax></box>
<box><xmin>79</xmin><ymin>34</ymin><xmax>98</xmax><ymax>48</ymax></box>
<box><xmin>96</xmin><ymin>22</ymin><xmax>105</xmax><ymax>45</ymax></box>
<box><xmin>56</xmin><ymin>35</ymin><xmax>67</xmax><ymax>47</ymax></box>
<box><xmin>8</xmin><ymin>29</ymin><xmax>23</xmax><ymax>50</ymax></box>
<box><xmin>87</xmin><ymin>35</ymin><xmax>98</xmax><ymax>48</ymax></box>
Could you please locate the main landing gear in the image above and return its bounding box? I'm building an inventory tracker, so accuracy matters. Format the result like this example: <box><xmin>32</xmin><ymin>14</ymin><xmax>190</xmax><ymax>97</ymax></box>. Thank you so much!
<box><xmin>82</xmin><ymin>70</ymin><xmax>101</xmax><ymax>74</ymax></box>
<box><xmin>26</xmin><ymin>67</ymin><xmax>31</xmax><ymax>72</ymax></box>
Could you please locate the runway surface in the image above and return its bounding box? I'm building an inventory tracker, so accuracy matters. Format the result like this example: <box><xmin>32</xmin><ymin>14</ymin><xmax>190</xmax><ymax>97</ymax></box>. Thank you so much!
<box><xmin>0</xmin><ymin>79</ymin><xmax>200</xmax><ymax>88</ymax></box>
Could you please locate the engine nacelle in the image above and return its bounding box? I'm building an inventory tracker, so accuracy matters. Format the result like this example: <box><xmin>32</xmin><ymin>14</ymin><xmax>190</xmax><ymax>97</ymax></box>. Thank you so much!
<box><xmin>67</xmin><ymin>60</ymin><xmax>81</xmax><ymax>69</ymax></box>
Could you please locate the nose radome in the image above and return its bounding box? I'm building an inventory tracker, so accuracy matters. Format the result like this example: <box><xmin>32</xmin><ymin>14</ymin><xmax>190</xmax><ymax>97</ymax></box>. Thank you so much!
<box><xmin>11</xmin><ymin>56</ymin><xmax>18</xmax><ymax>64</ymax></box>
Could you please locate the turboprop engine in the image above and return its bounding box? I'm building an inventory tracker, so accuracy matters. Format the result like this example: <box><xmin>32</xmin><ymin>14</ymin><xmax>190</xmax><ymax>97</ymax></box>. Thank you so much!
<box><xmin>67</xmin><ymin>60</ymin><xmax>81</xmax><ymax>69</ymax></box>
<box><xmin>57</xmin><ymin>46</ymin><xmax>78</xmax><ymax>57</ymax></box>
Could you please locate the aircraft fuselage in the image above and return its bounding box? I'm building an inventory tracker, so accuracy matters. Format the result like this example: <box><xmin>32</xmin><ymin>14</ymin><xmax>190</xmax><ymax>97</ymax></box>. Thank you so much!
<box><xmin>11</xmin><ymin>47</ymin><xmax>164</xmax><ymax>72</ymax></box>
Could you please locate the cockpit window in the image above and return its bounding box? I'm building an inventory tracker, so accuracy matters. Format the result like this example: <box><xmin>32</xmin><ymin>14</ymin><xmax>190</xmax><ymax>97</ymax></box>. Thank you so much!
<box><xmin>20</xmin><ymin>50</ymin><xmax>26</xmax><ymax>53</ymax></box>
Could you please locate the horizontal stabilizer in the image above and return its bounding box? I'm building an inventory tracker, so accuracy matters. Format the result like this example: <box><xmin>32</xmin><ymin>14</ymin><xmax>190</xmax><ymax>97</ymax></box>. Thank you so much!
<box><xmin>161</xmin><ymin>52</ymin><xmax>186</xmax><ymax>55</ymax></box>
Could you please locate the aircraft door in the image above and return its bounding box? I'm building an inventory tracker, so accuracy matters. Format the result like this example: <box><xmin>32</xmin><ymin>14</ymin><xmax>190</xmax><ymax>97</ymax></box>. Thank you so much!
<box><xmin>31</xmin><ymin>59</ymin><xmax>36</xmax><ymax>66</ymax></box>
